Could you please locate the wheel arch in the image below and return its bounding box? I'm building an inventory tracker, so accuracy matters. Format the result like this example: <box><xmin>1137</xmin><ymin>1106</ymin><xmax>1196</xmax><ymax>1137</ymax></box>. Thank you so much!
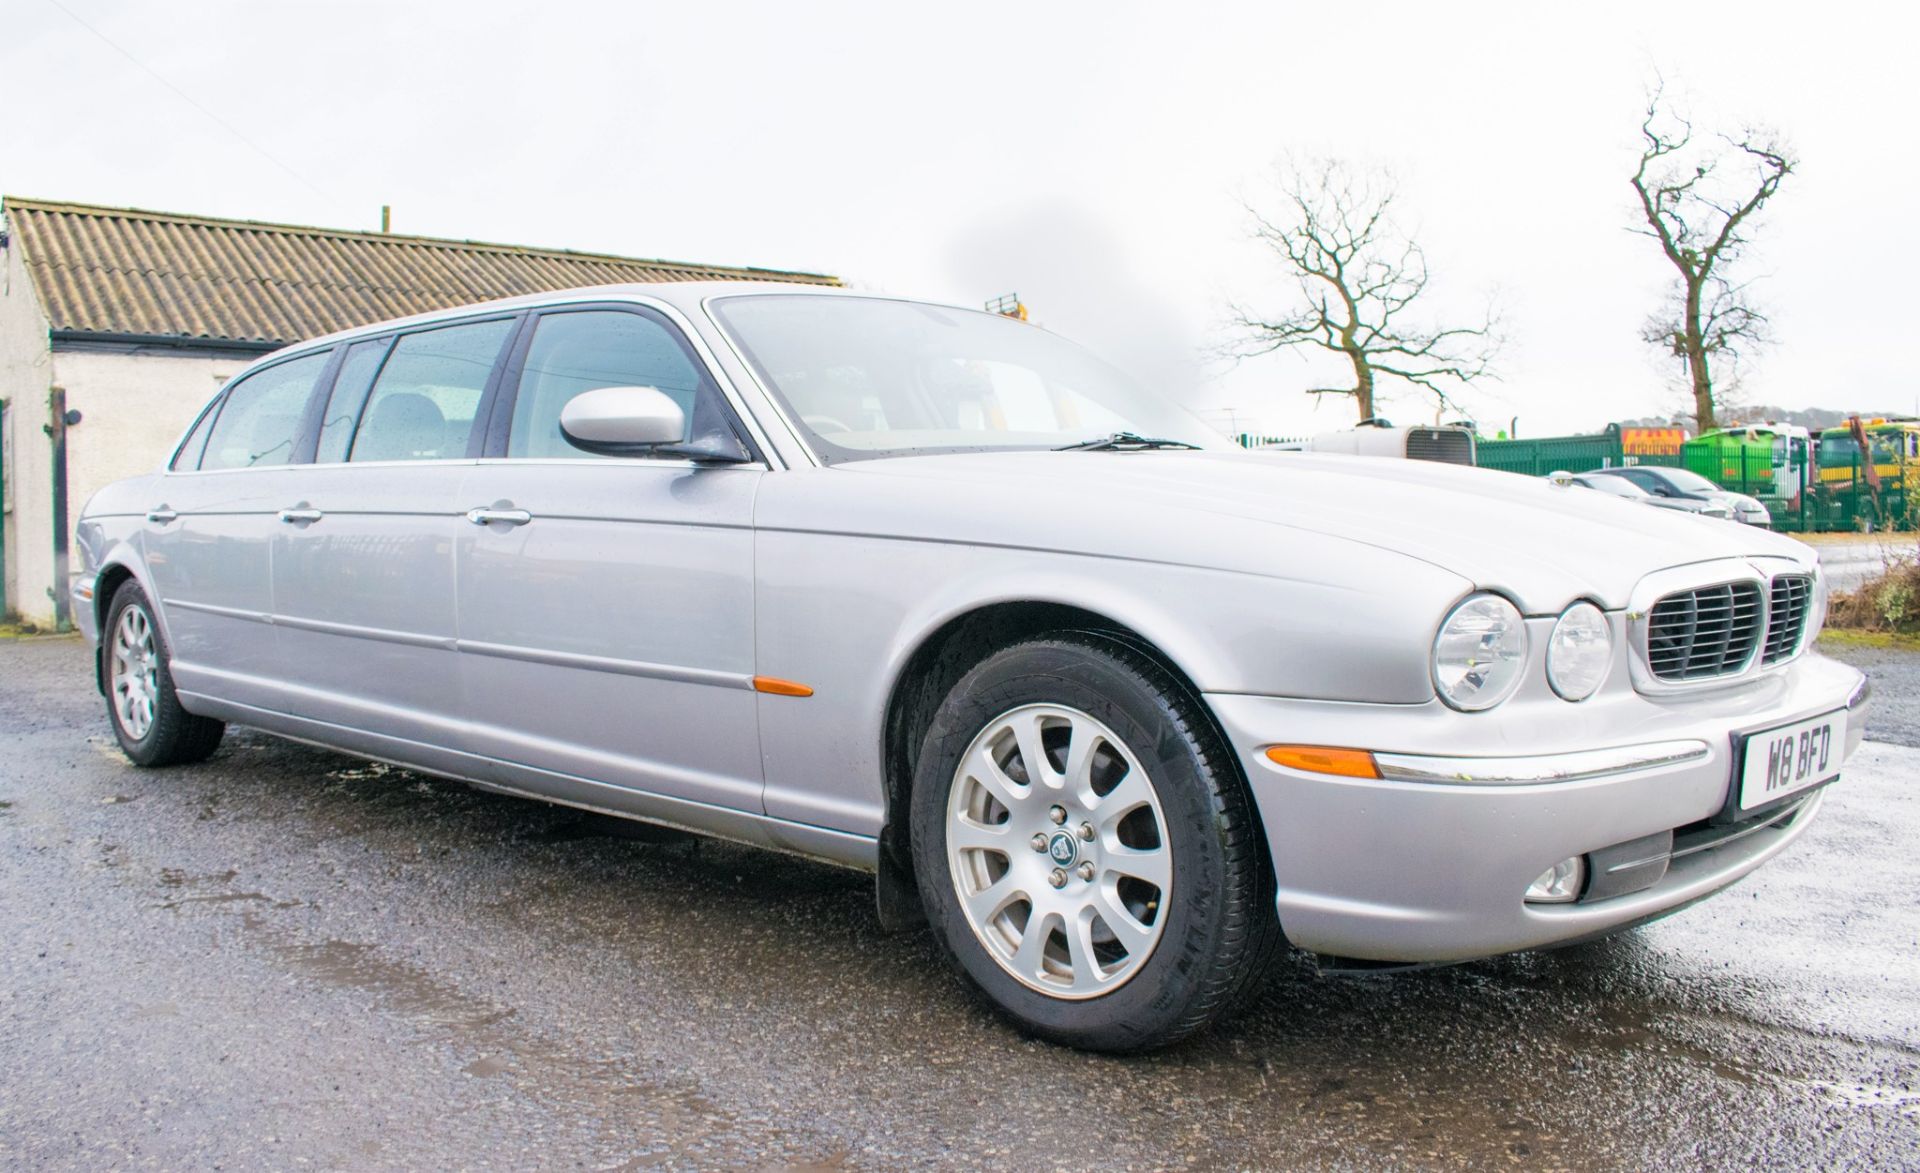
<box><xmin>875</xmin><ymin>598</ymin><xmax>1250</xmax><ymax>917</ymax></box>
<box><xmin>89</xmin><ymin>551</ymin><xmax>162</xmax><ymax>695</ymax></box>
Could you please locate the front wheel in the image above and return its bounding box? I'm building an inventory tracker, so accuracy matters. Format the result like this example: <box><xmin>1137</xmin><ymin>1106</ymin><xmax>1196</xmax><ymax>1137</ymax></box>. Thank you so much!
<box><xmin>909</xmin><ymin>634</ymin><xmax>1279</xmax><ymax>1052</ymax></box>
<box><xmin>103</xmin><ymin>580</ymin><xmax>225</xmax><ymax>767</ymax></box>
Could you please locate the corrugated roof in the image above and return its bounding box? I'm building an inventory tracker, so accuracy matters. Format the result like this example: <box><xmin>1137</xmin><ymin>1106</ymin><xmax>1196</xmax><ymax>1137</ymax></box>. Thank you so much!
<box><xmin>2</xmin><ymin>196</ymin><xmax>838</xmax><ymax>348</ymax></box>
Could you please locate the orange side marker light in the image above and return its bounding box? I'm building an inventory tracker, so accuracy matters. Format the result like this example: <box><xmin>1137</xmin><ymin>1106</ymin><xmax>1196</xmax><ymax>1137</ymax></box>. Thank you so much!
<box><xmin>752</xmin><ymin>676</ymin><xmax>815</xmax><ymax>698</ymax></box>
<box><xmin>1264</xmin><ymin>745</ymin><xmax>1380</xmax><ymax>779</ymax></box>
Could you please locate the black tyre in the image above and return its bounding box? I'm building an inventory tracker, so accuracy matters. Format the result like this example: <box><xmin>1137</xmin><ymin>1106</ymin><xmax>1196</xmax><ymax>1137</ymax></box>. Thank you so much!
<box><xmin>102</xmin><ymin>580</ymin><xmax>225</xmax><ymax>767</ymax></box>
<box><xmin>909</xmin><ymin>632</ymin><xmax>1279</xmax><ymax>1052</ymax></box>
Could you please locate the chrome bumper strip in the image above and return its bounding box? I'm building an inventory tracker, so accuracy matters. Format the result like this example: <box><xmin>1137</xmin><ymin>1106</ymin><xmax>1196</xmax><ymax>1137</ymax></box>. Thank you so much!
<box><xmin>1373</xmin><ymin>739</ymin><xmax>1713</xmax><ymax>786</ymax></box>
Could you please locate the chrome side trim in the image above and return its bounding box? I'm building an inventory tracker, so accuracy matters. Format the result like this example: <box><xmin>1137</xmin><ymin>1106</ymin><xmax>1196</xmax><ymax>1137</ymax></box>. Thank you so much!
<box><xmin>175</xmin><ymin>600</ymin><xmax>750</xmax><ymax>688</ymax></box>
<box><xmin>168</xmin><ymin>598</ymin><xmax>271</xmax><ymax>624</ymax></box>
<box><xmin>273</xmin><ymin>612</ymin><xmax>457</xmax><ymax>650</ymax></box>
<box><xmin>452</xmin><ymin>639</ymin><xmax>753</xmax><ymax>690</ymax></box>
<box><xmin>1373</xmin><ymin>739</ymin><xmax>1712</xmax><ymax>786</ymax></box>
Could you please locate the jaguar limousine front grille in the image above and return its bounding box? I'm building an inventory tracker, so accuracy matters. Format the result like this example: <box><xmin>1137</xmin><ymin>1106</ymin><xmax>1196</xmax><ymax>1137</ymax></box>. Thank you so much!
<box><xmin>1646</xmin><ymin>582</ymin><xmax>1765</xmax><ymax>681</ymax></box>
<box><xmin>1763</xmin><ymin>574</ymin><xmax>1813</xmax><ymax>665</ymax></box>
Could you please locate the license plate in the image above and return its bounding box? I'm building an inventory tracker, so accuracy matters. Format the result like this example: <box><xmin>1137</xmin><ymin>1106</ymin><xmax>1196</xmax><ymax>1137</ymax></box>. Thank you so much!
<box><xmin>1737</xmin><ymin>710</ymin><xmax>1845</xmax><ymax>812</ymax></box>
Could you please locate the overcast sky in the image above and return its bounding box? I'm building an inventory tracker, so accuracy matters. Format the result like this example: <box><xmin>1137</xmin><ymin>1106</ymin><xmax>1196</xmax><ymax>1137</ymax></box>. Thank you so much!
<box><xmin>6</xmin><ymin>1</ymin><xmax>1914</xmax><ymax>438</ymax></box>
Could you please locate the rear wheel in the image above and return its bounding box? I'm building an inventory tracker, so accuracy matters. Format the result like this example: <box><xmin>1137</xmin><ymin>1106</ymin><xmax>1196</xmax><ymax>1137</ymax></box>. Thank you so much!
<box><xmin>909</xmin><ymin>633</ymin><xmax>1279</xmax><ymax>1051</ymax></box>
<box><xmin>104</xmin><ymin>580</ymin><xmax>224</xmax><ymax>767</ymax></box>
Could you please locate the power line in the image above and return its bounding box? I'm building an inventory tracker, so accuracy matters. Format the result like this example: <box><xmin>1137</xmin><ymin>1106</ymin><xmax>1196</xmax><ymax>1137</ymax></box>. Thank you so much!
<box><xmin>41</xmin><ymin>0</ymin><xmax>343</xmax><ymax>209</ymax></box>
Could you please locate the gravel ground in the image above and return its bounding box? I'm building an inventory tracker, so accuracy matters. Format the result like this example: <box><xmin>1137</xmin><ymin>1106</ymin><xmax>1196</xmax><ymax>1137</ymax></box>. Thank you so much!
<box><xmin>2</xmin><ymin>636</ymin><xmax>1917</xmax><ymax>1170</ymax></box>
<box><xmin>1819</xmin><ymin>636</ymin><xmax>1920</xmax><ymax>748</ymax></box>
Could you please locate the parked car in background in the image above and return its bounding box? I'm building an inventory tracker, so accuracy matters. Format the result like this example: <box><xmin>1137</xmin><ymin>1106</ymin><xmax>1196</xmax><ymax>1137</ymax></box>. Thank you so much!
<box><xmin>1562</xmin><ymin>471</ymin><xmax>1733</xmax><ymax>520</ymax></box>
<box><xmin>1261</xmin><ymin>418</ymin><xmax>1477</xmax><ymax>465</ymax></box>
<box><xmin>1581</xmin><ymin>466</ymin><xmax>1771</xmax><ymax>526</ymax></box>
<box><xmin>73</xmin><ymin>283</ymin><xmax>1864</xmax><ymax>1052</ymax></box>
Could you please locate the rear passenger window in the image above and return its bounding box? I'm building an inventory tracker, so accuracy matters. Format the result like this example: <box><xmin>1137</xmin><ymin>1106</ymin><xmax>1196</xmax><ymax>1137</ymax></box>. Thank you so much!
<box><xmin>198</xmin><ymin>351</ymin><xmax>332</xmax><ymax>470</ymax></box>
<box><xmin>314</xmin><ymin>339</ymin><xmax>391</xmax><ymax>463</ymax></box>
<box><xmin>507</xmin><ymin>309</ymin><xmax>716</xmax><ymax>460</ymax></box>
<box><xmin>350</xmin><ymin>319</ymin><xmax>514</xmax><ymax>462</ymax></box>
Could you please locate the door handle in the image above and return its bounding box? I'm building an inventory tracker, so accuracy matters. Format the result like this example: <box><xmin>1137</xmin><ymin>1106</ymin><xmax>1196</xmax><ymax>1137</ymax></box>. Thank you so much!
<box><xmin>465</xmin><ymin>507</ymin><xmax>533</xmax><ymax>527</ymax></box>
<box><xmin>145</xmin><ymin>508</ymin><xmax>178</xmax><ymax>524</ymax></box>
<box><xmin>278</xmin><ymin>508</ymin><xmax>324</xmax><ymax>524</ymax></box>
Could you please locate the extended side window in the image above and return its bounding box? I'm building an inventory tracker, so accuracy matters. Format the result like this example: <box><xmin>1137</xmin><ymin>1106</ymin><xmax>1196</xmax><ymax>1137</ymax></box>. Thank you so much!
<box><xmin>350</xmin><ymin>319</ymin><xmax>515</xmax><ymax>463</ymax></box>
<box><xmin>505</xmin><ymin>308</ymin><xmax>726</xmax><ymax>460</ymax></box>
<box><xmin>198</xmin><ymin>351</ymin><xmax>333</xmax><ymax>471</ymax></box>
<box><xmin>314</xmin><ymin>339</ymin><xmax>391</xmax><ymax>463</ymax></box>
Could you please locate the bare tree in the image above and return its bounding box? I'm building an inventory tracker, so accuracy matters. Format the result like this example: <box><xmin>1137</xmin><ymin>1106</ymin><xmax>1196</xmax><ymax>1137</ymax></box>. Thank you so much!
<box><xmin>1631</xmin><ymin>86</ymin><xmax>1795</xmax><ymax>432</ymax></box>
<box><xmin>1230</xmin><ymin>159</ymin><xmax>1497</xmax><ymax>422</ymax></box>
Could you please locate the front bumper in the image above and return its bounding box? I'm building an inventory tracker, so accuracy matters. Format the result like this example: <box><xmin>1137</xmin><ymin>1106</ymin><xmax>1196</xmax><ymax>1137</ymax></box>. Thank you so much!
<box><xmin>1208</xmin><ymin>652</ymin><xmax>1868</xmax><ymax>963</ymax></box>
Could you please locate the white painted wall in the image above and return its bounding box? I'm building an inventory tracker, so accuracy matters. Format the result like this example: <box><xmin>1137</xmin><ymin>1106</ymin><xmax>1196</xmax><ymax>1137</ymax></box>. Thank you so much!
<box><xmin>45</xmin><ymin>350</ymin><xmax>241</xmax><ymax>626</ymax></box>
<box><xmin>0</xmin><ymin>241</ymin><xmax>53</xmax><ymax>624</ymax></box>
<box><xmin>56</xmin><ymin>348</ymin><xmax>240</xmax><ymax>508</ymax></box>
<box><xmin>0</xmin><ymin>238</ymin><xmax>244</xmax><ymax>625</ymax></box>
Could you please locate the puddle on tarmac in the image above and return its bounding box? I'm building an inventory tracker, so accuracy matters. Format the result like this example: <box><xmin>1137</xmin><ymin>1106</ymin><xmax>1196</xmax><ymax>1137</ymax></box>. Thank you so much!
<box><xmin>325</xmin><ymin>762</ymin><xmax>400</xmax><ymax>783</ymax></box>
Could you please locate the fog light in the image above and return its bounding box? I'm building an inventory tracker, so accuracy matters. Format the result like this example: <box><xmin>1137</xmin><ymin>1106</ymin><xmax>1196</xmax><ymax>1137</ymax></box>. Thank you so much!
<box><xmin>1525</xmin><ymin>856</ymin><xmax>1585</xmax><ymax>903</ymax></box>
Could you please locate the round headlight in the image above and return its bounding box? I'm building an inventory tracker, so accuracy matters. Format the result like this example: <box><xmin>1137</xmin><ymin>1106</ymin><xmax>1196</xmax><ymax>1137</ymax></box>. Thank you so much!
<box><xmin>1432</xmin><ymin>594</ymin><xmax>1529</xmax><ymax>711</ymax></box>
<box><xmin>1545</xmin><ymin>602</ymin><xmax>1612</xmax><ymax>701</ymax></box>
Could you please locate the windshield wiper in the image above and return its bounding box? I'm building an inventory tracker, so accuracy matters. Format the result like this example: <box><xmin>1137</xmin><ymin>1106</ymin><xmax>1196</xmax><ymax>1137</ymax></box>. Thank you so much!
<box><xmin>1054</xmin><ymin>431</ymin><xmax>1201</xmax><ymax>452</ymax></box>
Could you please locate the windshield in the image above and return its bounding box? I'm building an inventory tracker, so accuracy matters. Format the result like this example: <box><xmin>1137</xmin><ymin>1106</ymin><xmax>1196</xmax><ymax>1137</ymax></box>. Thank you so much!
<box><xmin>1653</xmin><ymin>467</ymin><xmax>1721</xmax><ymax>493</ymax></box>
<box><xmin>1576</xmin><ymin>475</ymin><xmax>1646</xmax><ymax>498</ymax></box>
<box><xmin>710</xmin><ymin>294</ymin><xmax>1225</xmax><ymax>462</ymax></box>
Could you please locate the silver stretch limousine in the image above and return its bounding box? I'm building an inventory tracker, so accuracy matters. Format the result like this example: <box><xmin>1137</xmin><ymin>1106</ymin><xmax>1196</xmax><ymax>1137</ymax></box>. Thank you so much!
<box><xmin>75</xmin><ymin>283</ymin><xmax>1869</xmax><ymax>1051</ymax></box>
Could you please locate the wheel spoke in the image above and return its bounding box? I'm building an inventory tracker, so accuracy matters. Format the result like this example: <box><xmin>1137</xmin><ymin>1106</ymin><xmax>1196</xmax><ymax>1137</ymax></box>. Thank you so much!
<box><xmin>962</xmin><ymin>744</ymin><xmax>1030</xmax><ymax>813</ymax></box>
<box><xmin>1062</xmin><ymin>720</ymin><xmax>1100</xmax><ymax>807</ymax></box>
<box><xmin>1093</xmin><ymin>886</ymin><xmax>1155</xmax><ymax>956</ymax></box>
<box><xmin>1067</xmin><ymin>910</ymin><xmax>1104</xmax><ymax>991</ymax></box>
<box><xmin>1105</xmin><ymin>844</ymin><xmax>1171</xmax><ymax>892</ymax></box>
<box><xmin>1092</xmin><ymin>767</ymin><xmax>1152</xmax><ymax>825</ymax></box>
<box><xmin>1010</xmin><ymin>908</ymin><xmax>1057</xmax><ymax>978</ymax></box>
<box><xmin>1011</xmin><ymin>710</ymin><xmax>1055</xmax><ymax>789</ymax></box>
<box><xmin>964</xmin><ymin>873</ymin><xmax>1024</xmax><ymax>926</ymax></box>
<box><xmin>948</xmin><ymin>817</ymin><xmax>1013</xmax><ymax>855</ymax></box>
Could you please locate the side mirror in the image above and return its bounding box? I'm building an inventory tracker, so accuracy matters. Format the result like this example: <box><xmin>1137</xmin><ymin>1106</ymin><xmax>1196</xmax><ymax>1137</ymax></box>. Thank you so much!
<box><xmin>558</xmin><ymin>386</ymin><xmax>750</xmax><ymax>463</ymax></box>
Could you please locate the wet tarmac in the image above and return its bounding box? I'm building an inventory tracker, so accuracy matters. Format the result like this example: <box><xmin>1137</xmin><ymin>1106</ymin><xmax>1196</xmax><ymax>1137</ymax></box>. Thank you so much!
<box><xmin>2</xmin><ymin>636</ymin><xmax>1916</xmax><ymax>1169</ymax></box>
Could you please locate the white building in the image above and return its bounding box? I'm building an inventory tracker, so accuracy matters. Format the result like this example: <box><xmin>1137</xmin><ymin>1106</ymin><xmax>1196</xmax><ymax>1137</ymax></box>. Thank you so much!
<box><xmin>0</xmin><ymin>197</ymin><xmax>834</xmax><ymax>627</ymax></box>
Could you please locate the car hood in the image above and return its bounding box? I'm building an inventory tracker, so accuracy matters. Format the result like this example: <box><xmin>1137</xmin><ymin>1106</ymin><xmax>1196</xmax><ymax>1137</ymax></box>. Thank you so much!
<box><xmin>840</xmin><ymin>449</ymin><xmax>1812</xmax><ymax>611</ymax></box>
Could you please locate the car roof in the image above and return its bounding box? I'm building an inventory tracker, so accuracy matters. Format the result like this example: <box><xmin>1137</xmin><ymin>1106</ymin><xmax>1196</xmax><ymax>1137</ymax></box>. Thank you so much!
<box><xmin>276</xmin><ymin>280</ymin><xmax>874</xmax><ymax>357</ymax></box>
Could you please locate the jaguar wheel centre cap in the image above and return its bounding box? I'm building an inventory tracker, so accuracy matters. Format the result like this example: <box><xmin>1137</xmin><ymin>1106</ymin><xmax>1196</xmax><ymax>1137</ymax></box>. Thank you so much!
<box><xmin>1046</xmin><ymin>830</ymin><xmax>1079</xmax><ymax>867</ymax></box>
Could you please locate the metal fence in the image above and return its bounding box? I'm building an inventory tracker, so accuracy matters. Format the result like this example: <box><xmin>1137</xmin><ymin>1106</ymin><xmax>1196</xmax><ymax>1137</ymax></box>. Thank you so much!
<box><xmin>1478</xmin><ymin>433</ymin><xmax>1913</xmax><ymax>533</ymax></box>
<box><xmin>1474</xmin><ymin>434</ymin><xmax>1621</xmax><ymax>477</ymax></box>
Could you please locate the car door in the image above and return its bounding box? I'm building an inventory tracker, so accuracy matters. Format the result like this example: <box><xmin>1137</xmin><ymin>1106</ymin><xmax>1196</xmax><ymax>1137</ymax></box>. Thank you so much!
<box><xmin>269</xmin><ymin>316</ymin><xmax>520</xmax><ymax>747</ymax></box>
<box><xmin>142</xmin><ymin>348</ymin><xmax>336</xmax><ymax>713</ymax></box>
<box><xmin>453</xmin><ymin>304</ymin><xmax>764</xmax><ymax>811</ymax></box>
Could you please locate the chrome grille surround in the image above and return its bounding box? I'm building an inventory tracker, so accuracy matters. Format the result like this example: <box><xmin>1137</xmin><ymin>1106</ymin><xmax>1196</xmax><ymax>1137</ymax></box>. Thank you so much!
<box><xmin>1625</xmin><ymin>559</ymin><xmax>1818</xmax><ymax>695</ymax></box>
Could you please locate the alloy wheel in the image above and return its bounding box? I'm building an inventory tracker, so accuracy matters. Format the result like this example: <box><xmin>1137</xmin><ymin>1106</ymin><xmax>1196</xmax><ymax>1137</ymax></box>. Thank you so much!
<box><xmin>945</xmin><ymin>703</ymin><xmax>1172</xmax><ymax>999</ymax></box>
<box><xmin>111</xmin><ymin>605</ymin><xmax>159</xmax><ymax>741</ymax></box>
